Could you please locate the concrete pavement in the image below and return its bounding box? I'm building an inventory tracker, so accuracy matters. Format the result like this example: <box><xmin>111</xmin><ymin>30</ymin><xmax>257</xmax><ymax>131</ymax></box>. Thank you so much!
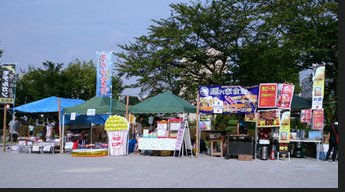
<box><xmin>0</xmin><ymin>151</ymin><xmax>338</xmax><ymax>188</ymax></box>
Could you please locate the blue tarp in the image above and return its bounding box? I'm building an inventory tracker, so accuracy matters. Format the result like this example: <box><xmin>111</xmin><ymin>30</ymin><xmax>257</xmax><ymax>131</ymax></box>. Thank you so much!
<box><xmin>14</xmin><ymin>96</ymin><xmax>85</xmax><ymax>113</ymax></box>
<box><xmin>64</xmin><ymin>114</ymin><xmax>109</xmax><ymax>125</ymax></box>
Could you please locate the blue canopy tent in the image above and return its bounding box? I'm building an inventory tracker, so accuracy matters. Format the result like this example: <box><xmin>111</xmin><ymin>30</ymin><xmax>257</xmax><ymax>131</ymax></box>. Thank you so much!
<box><xmin>14</xmin><ymin>96</ymin><xmax>85</xmax><ymax>153</ymax></box>
<box><xmin>14</xmin><ymin>96</ymin><xmax>85</xmax><ymax>113</ymax></box>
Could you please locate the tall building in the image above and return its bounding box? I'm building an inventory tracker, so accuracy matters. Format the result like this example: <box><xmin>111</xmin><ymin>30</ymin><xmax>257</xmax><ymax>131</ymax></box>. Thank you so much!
<box><xmin>300</xmin><ymin>76</ymin><xmax>312</xmax><ymax>98</ymax></box>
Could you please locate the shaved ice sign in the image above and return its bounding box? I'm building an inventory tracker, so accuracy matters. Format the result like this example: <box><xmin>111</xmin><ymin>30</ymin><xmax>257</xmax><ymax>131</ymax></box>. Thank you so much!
<box><xmin>105</xmin><ymin>115</ymin><xmax>129</xmax><ymax>156</ymax></box>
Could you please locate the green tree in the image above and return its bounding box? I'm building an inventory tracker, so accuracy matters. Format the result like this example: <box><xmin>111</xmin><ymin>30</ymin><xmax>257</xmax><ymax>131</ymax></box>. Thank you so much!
<box><xmin>115</xmin><ymin>0</ymin><xmax>309</xmax><ymax>101</ymax></box>
<box><xmin>16</xmin><ymin>59</ymin><xmax>123</xmax><ymax>105</ymax></box>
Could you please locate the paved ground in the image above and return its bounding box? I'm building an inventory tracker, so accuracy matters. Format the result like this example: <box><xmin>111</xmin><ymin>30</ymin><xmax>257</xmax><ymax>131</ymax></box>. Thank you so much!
<box><xmin>0</xmin><ymin>150</ymin><xmax>338</xmax><ymax>188</ymax></box>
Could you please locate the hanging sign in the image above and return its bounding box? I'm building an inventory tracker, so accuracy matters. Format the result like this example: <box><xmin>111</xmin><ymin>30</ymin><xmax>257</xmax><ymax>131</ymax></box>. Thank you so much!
<box><xmin>87</xmin><ymin>109</ymin><xmax>96</xmax><ymax>116</ymax></box>
<box><xmin>258</xmin><ymin>83</ymin><xmax>278</xmax><ymax>108</ymax></box>
<box><xmin>300</xmin><ymin>109</ymin><xmax>312</xmax><ymax>124</ymax></box>
<box><xmin>0</xmin><ymin>64</ymin><xmax>16</xmax><ymax>104</ymax></box>
<box><xmin>199</xmin><ymin>114</ymin><xmax>211</xmax><ymax>130</ymax></box>
<box><xmin>244</xmin><ymin>113</ymin><xmax>257</xmax><ymax>122</ymax></box>
<box><xmin>277</xmin><ymin>83</ymin><xmax>294</xmax><ymax>109</ymax></box>
<box><xmin>198</xmin><ymin>85</ymin><xmax>258</xmax><ymax>114</ymax></box>
<box><xmin>279</xmin><ymin>110</ymin><xmax>291</xmax><ymax>143</ymax></box>
<box><xmin>169</xmin><ymin>118</ymin><xmax>182</xmax><ymax>131</ymax></box>
<box><xmin>256</xmin><ymin>109</ymin><xmax>281</xmax><ymax>127</ymax></box>
<box><xmin>312</xmin><ymin>109</ymin><xmax>324</xmax><ymax>130</ymax></box>
<box><xmin>311</xmin><ymin>65</ymin><xmax>325</xmax><ymax>109</ymax></box>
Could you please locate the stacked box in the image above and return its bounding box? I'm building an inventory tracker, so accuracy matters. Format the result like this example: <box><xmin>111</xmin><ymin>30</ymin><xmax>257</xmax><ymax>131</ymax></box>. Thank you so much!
<box><xmin>238</xmin><ymin>154</ymin><xmax>253</xmax><ymax>161</ymax></box>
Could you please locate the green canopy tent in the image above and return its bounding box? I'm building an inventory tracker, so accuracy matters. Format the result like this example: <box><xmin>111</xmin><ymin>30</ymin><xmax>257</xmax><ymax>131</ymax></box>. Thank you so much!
<box><xmin>63</xmin><ymin>96</ymin><xmax>126</xmax><ymax>115</ymax></box>
<box><xmin>129</xmin><ymin>91</ymin><xmax>196</xmax><ymax>114</ymax></box>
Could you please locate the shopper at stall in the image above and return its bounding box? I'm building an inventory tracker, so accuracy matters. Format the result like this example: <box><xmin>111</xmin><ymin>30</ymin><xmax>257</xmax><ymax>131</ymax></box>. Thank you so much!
<box><xmin>45</xmin><ymin>119</ymin><xmax>54</xmax><ymax>141</ymax></box>
<box><xmin>8</xmin><ymin>116</ymin><xmax>21</xmax><ymax>142</ymax></box>
<box><xmin>325</xmin><ymin>121</ymin><xmax>338</xmax><ymax>162</ymax></box>
<box><xmin>28</xmin><ymin>123</ymin><xmax>35</xmax><ymax>137</ymax></box>
<box><xmin>134</xmin><ymin>116</ymin><xmax>144</xmax><ymax>154</ymax></box>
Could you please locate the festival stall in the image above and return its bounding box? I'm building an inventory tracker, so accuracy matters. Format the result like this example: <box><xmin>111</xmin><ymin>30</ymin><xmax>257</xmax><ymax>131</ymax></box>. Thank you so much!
<box><xmin>197</xmin><ymin>85</ymin><xmax>258</xmax><ymax>159</ymax></box>
<box><xmin>13</xmin><ymin>96</ymin><xmax>85</xmax><ymax>154</ymax></box>
<box><xmin>129</xmin><ymin>91</ymin><xmax>195</xmax><ymax>156</ymax></box>
<box><xmin>62</xmin><ymin>96</ymin><xmax>126</xmax><ymax>154</ymax></box>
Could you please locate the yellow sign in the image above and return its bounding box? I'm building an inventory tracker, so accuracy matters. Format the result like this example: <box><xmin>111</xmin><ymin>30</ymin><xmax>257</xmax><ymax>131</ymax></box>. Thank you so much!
<box><xmin>279</xmin><ymin>111</ymin><xmax>291</xmax><ymax>143</ymax></box>
<box><xmin>105</xmin><ymin>115</ymin><xmax>129</xmax><ymax>131</ymax></box>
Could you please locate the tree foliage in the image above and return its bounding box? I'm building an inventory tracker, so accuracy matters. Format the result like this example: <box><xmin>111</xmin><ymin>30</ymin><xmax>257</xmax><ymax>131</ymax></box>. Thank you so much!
<box><xmin>16</xmin><ymin>59</ymin><xmax>123</xmax><ymax>105</ymax></box>
<box><xmin>115</xmin><ymin>0</ymin><xmax>337</xmax><ymax>122</ymax></box>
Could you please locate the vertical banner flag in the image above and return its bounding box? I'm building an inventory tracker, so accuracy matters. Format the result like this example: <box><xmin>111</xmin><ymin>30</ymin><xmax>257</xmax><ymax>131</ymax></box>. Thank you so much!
<box><xmin>258</xmin><ymin>83</ymin><xmax>278</xmax><ymax>108</ymax></box>
<box><xmin>279</xmin><ymin>110</ymin><xmax>291</xmax><ymax>143</ymax></box>
<box><xmin>0</xmin><ymin>64</ymin><xmax>16</xmax><ymax>104</ymax></box>
<box><xmin>96</xmin><ymin>51</ymin><xmax>113</xmax><ymax>97</ymax></box>
<box><xmin>311</xmin><ymin>65</ymin><xmax>325</xmax><ymax>109</ymax></box>
<box><xmin>312</xmin><ymin>109</ymin><xmax>324</xmax><ymax>130</ymax></box>
<box><xmin>277</xmin><ymin>83</ymin><xmax>294</xmax><ymax>109</ymax></box>
<box><xmin>104</xmin><ymin>115</ymin><xmax>129</xmax><ymax>156</ymax></box>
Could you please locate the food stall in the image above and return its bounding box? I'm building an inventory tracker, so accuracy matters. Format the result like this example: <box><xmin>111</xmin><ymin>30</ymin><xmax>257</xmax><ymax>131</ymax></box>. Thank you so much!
<box><xmin>129</xmin><ymin>92</ymin><xmax>196</xmax><ymax>156</ymax></box>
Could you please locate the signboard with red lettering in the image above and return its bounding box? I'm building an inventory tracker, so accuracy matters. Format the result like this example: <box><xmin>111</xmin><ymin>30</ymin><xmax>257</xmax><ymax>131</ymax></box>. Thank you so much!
<box><xmin>258</xmin><ymin>83</ymin><xmax>278</xmax><ymax>108</ymax></box>
<box><xmin>277</xmin><ymin>83</ymin><xmax>294</xmax><ymax>109</ymax></box>
<box><xmin>300</xmin><ymin>109</ymin><xmax>312</xmax><ymax>124</ymax></box>
<box><xmin>312</xmin><ymin>109</ymin><xmax>324</xmax><ymax>130</ymax></box>
<box><xmin>105</xmin><ymin>115</ymin><xmax>129</xmax><ymax>156</ymax></box>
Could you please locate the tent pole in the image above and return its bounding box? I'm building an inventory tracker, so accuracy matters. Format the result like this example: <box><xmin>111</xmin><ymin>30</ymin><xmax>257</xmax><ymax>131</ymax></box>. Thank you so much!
<box><xmin>62</xmin><ymin>114</ymin><xmax>65</xmax><ymax>154</ymax></box>
<box><xmin>196</xmin><ymin>92</ymin><xmax>200</xmax><ymax>158</ymax></box>
<box><xmin>125</xmin><ymin>95</ymin><xmax>129</xmax><ymax>120</ymax></box>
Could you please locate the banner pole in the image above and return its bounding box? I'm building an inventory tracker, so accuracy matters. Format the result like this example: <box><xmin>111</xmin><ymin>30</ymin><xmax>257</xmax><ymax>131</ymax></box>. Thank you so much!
<box><xmin>2</xmin><ymin>104</ymin><xmax>7</xmax><ymax>152</ymax></box>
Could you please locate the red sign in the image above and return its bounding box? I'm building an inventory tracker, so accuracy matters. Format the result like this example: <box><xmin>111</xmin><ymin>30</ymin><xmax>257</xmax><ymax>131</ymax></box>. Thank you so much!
<box><xmin>312</xmin><ymin>109</ymin><xmax>324</xmax><ymax>130</ymax></box>
<box><xmin>277</xmin><ymin>83</ymin><xmax>294</xmax><ymax>109</ymax></box>
<box><xmin>300</xmin><ymin>109</ymin><xmax>311</xmax><ymax>124</ymax></box>
<box><xmin>258</xmin><ymin>83</ymin><xmax>277</xmax><ymax>108</ymax></box>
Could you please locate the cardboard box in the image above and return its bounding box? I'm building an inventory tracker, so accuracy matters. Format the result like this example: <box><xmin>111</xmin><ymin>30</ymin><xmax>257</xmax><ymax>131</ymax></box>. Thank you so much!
<box><xmin>238</xmin><ymin>154</ymin><xmax>253</xmax><ymax>161</ymax></box>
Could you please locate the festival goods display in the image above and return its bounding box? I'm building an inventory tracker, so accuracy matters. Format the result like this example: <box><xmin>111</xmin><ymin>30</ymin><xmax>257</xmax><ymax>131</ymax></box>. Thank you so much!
<box><xmin>104</xmin><ymin>115</ymin><xmax>130</xmax><ymax>156</ymax></box>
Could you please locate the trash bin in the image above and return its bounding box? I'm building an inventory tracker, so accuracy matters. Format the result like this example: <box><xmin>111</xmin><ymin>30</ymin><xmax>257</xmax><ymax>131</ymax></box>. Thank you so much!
<box><xmin>261</xmin><ymin>145</ymin><xmax>269</xmax><ymax>160</ymax></box>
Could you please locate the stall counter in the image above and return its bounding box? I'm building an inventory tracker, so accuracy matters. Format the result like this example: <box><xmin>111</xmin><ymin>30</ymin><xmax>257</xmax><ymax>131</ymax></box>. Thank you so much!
<box><xmin>138</xmin><ymin>137</ymin><xmax>177</xmax><ymax>151</ymax></box>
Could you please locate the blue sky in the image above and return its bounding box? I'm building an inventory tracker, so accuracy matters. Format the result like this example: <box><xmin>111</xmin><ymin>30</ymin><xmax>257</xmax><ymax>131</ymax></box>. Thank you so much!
<box><xmin>0</xmin><ymin>0</ymin><xmax>312</xmax><ymax>97</ymax></box>
<box><xmin>0</xmin><ymin>0</ymin><xmax>193</xmax><ymax>96</ymax></box>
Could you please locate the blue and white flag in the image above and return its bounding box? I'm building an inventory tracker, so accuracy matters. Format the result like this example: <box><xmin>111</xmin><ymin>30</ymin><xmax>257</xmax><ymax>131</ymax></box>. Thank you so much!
<box><xmin>96</xmin><ymin>51</ymin><xmax>112</xmax><ymax>97</ymax></box>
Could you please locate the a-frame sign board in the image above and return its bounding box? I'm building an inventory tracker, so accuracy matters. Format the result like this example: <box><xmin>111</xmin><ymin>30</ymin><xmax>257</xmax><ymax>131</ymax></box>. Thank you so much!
<box><xmin>173</xmin><ymin>120</ymin><xmax>193</xmax><ymax>157</ymax></box>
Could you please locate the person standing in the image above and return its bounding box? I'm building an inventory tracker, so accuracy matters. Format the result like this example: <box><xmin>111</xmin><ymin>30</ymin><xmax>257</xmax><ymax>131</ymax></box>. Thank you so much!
<box><xmin>28</xmin><ymin>123</ymin><xmax>35</xmax><ymax>137</ymax></box>
<box><xmin>8</xmin><ymin>116</ymin><xmax>21</xmax><ymax>142</ymax></box>
<box><xmin>134</xmin><ymin>116</ymin><xmax>144</xmax><ymax>154</ymax></box>
<box><xmin>325</xmin><ymin>121</ymin><xmax>338</xmax><ymax>162</ymax></box>
<box><xmin>45</xmin><ymin>119</ymin><xmax>53</xmax><ymax>141</ymax></box>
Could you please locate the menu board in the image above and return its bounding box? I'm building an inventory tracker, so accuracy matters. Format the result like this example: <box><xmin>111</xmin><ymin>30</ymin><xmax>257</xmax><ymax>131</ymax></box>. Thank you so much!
<box><xmin>258</xmin><ymin>83</ymin><xmax>278</xmax><ymax>108</ymax></box>
<box><xmin>312</xmin><ymin>109</ymin><xmax>324</xmax><ymax>130</ymax></box>
<box><xmin>256</xmin><ymin>109</ymin><xmax>281</xmax><ymax>127</ymax></box>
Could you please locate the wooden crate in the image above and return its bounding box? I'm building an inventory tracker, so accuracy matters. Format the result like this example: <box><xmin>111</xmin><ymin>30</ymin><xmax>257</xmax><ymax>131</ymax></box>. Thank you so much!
<box><xmin>238</xmin><ymin>154</ymin><xmax>253</xmax><ymax>161</ymax></box>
